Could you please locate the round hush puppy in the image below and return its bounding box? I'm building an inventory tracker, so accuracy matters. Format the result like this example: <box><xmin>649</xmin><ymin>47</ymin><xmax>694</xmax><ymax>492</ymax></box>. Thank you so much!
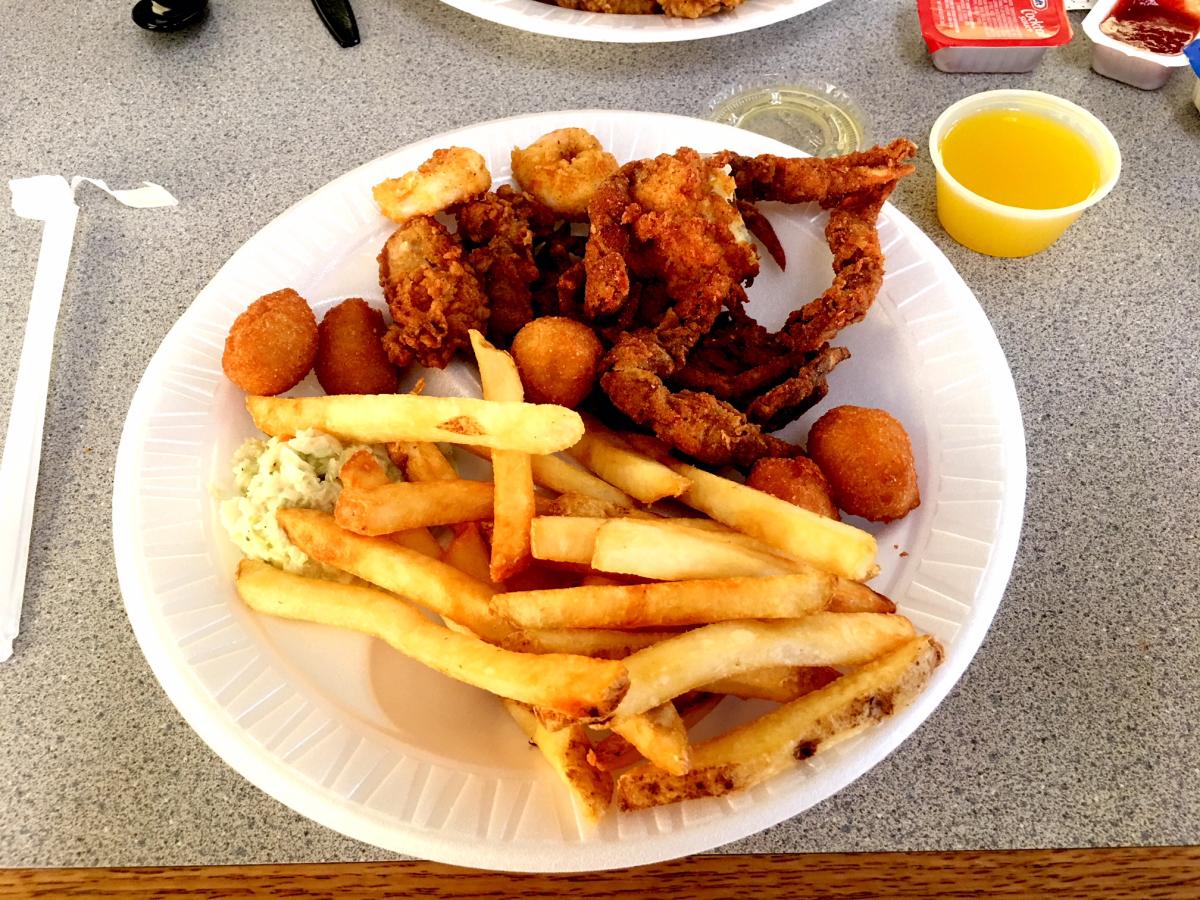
<box><xmin>221</xmin><ymin>288</ymin><xmax>318</xmax><ymax>395</ymax></box>
<box><xmin>806</xmin><ymin>406</ymin><xmax>920</xmax><ymax>523</ymax></box>
<box><xmin>315</xmin><ymin>298</ymin><xmax>398</xmax><ymax>395</ymax></box>
<box><xmin>511</xmin><ymin>317</ymin><xmax>603</xmax><ymax>408</ymax></box>
<box><xmin>747</xmin><ymin>457</ymin><xmax>840</xmax><ymax>520</ymax></box>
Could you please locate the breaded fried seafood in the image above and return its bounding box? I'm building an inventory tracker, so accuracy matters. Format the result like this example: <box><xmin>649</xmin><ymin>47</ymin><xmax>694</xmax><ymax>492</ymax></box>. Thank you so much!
<box><xmin>222</xmin><ymin>288</ymin><xmax>318</xmax><ymax>396</ymax></box>
<box><xmin>378</xmin><ymin>217</ymin><xmax>488</xmax><ymax>369</ymax></box>
<box><xmin>372</xmin><ymin>147</ymin><xmax>491</xmax><ymax>225</ymax></box>
<box><xmin>511</xmin><ymin>317</ymin><xmax>604</xmax><ymax>409</ymax></box>
<box><xmin>512</xmin><ymin>129</ymin><xmax>620</xmax><ymax>221</ymax></box>
<box><xmin>315</xmin><ymin>298</ymin><xmax>398</xmax><ymax>395</ymax></box>
<box><xmin>807</xmin><ymin>405</ymin><xmax>920</xmax><ymax>522</ymax></box>
<box><xmin>747</xmin><ymin>456</ymin><xmax>840</xmax><ymax>520</ymax></box>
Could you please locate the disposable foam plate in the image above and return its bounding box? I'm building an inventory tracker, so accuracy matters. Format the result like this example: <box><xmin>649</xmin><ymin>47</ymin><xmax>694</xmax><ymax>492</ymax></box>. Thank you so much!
<box><xmin>437</xmin><ymin>0</ymin><xmax>835</xmax><ymax>43</ymax></box>
<box><xmin>113</xmin><ymin>110</ymin><xmax>1026</xmax><ymax>872</ymax></box>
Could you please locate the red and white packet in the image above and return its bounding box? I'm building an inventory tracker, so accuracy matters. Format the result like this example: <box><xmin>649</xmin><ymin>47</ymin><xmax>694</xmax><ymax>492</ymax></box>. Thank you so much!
<box><xmin>917</xmin><ymin>0</ymin><xmax>1074</xmax><ymax>72</ymax></box>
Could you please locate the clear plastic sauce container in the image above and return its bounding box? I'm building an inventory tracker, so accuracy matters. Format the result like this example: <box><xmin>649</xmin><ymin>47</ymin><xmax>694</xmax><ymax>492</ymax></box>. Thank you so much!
<box><xmin>917</xmin><ymin>0</ymin><xmax>1073</xmax><ymax>73</ymax></box>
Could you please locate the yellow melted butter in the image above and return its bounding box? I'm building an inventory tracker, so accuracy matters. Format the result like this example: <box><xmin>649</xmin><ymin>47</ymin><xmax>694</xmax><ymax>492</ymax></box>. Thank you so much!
<box><xmin>940</xmin><ymin>109</ymin><xmax>1103</xmax><ymax>210</ymax></box>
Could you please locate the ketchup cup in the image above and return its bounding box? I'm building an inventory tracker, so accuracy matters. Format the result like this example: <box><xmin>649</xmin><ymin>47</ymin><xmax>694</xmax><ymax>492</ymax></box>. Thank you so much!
<box><xmin>929</xmin><ymin>90</ymin><xmax>1122</xmax><ymax>258</ymax></box>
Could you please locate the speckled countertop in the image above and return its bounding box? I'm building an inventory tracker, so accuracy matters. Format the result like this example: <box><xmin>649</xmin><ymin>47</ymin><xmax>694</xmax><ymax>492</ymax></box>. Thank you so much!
<box><xmin>1</xmin><ymin>0</ymin><xmax>1198</xmax><ymax>868</ymax></box>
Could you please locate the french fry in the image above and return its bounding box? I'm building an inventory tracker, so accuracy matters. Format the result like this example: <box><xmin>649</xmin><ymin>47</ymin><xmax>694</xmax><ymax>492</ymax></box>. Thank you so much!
<box><xmin>246</xmin><ymin>393</ymin><xmax>584</xmax><ymax>454</ymax></box>
<box><xmin>236</xmin><ymin>560</ymin><xmax>628</xmax><ymax>720</ymax></box>
<box><xmin>565</xmin><ymin>431</ymin><xmax>691</xmax><ymax>504</ymax></box>
<box><xmin>828</xmin><ymin>581</ymin><xmax>896</xmax><ymax>614</ymax></box>
<box><xmin>502</xmin><ymin>627</ymin><xmax>677</xmax><ymax>659</ymax></box>
<box><xmin>591</xmin><ymin>518</ymin><xmax>798</xmax><ymax>579</ymax></box>
<box><xmin>463</xmin><ymin>445</ymin><xmax>636</xmax><ymax>508</ymax></box>
<box><xmin>441</xmin><ymin>523</ymin><xmax>498</xmax><ymax>588</ymax></box>
<box><xmin>614</xmin><ymin>613</ymin><xmax>917</xmax><ymax>719</ymax></box>
<box><xmin>470</xmin><ymin>331</ymin><xmax>534</xmax><ymax>583</ymax></box>
<box><xmin>544</xmin><ymin>493</ymin><xmax>656</xmax><ymax>520</ymax></box>
<box><xmin>387</xmin><ymin>440</ymin><xmax>458</xmax><ymax>482</ymax></box>
<box><xmin>503</xmin><ymin>701</ymin><xmax>613</xmax><ymax>824</ymax></box>
<box><xmin>590</xmin><ymin>693</ymin><xmax>723</xmax><ymax>773</ymax></box>
<box><xmin>609</xmin><ymin>702</ymin><xmax>690</xmax><ymax>776</ymax></box>
<box><xmin>531</xmin><ymin>516</ymin><xmax>607</xmax><ymax>565</ymax></box>
<box><xmin>335</xmin><ymin>480</ymin><xmax>495</xmax><ymax>535</ymax></box>
<box><xmin>616</xmin><ymin>636</ymin><xmax>944</xmax><ymax>810</ymax></box>
<box><xmin>277</xmin><ymin>508</ymin><xmax>510</xmax><ymax>642</ymax></box>
<box><xmin>670</xmin><ymin>463</ymin><xmax>878</xmax><ymax>581</ymax></box>
<box><xmin>338</xmin><ymin>449</ymin><xmax>391</xmax><ymax>490</ymax></box>
<box><xmin>493</xmin><ymin>574</ymin><xmax>835</xmax><ymax>630</ymax></box>
<box><xmin>389</xmin><ymin>528</ymin><xmax>444</xmax><ymax>560</ymax></box>
<box><xmin>704</xmin><ymin>666</ymin><xmax>842</xmax><ymax>703</ymax></box>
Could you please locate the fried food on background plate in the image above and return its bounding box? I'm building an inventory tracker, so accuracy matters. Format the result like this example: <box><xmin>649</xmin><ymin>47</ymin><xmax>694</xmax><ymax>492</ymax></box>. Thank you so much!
<box><xmin>659</xmin><ymin>0</ymin><xmax>745</xmax><ymax>16</ymax></box>
<box><xmin>747</xmin><ymin>456</ymin><xmax>840</xmax><ymax>520</ymax></box>
<box><xmin>378</xmin><ymin>216</ymin><xmax>488</xmax><ymax>369</ymax></box>
<box><xmin>510</xmin><ymin>317</ymin><xmax>604</xmax><ymax>408</ymax></box>
<box><xmin>549</xmin><ymin>0</ymin><xmax>660</xmax><ymax>11</ymax></box>
<box><xmin>511</xmin><ymin>128</ymin><xmax>620</xmax><ymax>221</ymax></box>
<box><xmin>314</xmin><ymin>298</ymin><xmax>398</xmax><ymax>395</ymax></box>
<box><xmin>806</xmin><ymin>405</ymin><xmax>920</xmax><ymax>523</ymax></box>
<box><xmin>221</xmin><ymin>288</ymin><xmax>318</xmax><ymax>396</ymax></box>
<box><xmin>372</xmin><ymin>147</ymin><xmax>490</xmax><ymax>225</ymax></box>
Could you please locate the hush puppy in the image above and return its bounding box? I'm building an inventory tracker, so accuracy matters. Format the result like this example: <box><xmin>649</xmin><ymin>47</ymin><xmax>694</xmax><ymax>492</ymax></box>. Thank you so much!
<box><xmin>315</xmin><ymin>298</ymin><xmax>398</xmax><ymax>395</ymax></box>
<box><xmin>221</xmin><ymin>288</ymin><xmax>318</xmax><ymax>395</ymax></box>
<box><xmin>511</xmin><ymin>317</ymin><xmax>603</xmax><ymax>408</ymax></box>
<box><xmin>806</xmin><ymin>406</ymin><xmax>920</xmax><ymax>523</ymax></box>
<box><xmin>747</xmin><ymin>457</ymin><xmax>840</xmax><ymax>520</ymax></box>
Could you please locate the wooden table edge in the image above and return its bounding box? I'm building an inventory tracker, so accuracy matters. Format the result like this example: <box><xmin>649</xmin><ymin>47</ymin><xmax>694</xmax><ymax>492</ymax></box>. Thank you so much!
<box><xmin>2</xmin><ymin>847</ymin><xmax>1199</xmax><ymax>898</ymax></box>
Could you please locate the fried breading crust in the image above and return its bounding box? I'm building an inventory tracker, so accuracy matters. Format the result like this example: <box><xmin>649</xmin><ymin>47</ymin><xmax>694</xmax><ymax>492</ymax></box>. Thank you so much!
<box><xmin>807</xmin><ymin>406</ymin><xmax>920</xmax><ymax>522</ymax></box>
<box><xmin>378</xmin><ymin>217</ymin><xmax>488</xmax><ymax>369</ymax></box>
<box><xmin>222</xmin><ymin>288</ymin><xmax>318</xmax><ymax>396</ymax></box>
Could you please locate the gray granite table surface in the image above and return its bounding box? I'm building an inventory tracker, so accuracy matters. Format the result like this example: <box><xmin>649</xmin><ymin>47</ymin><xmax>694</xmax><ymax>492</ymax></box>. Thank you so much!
<box><xmin>1</xmin><ymin>0</ymin><xmax>1198</xmax><ymax>869</ymax></box>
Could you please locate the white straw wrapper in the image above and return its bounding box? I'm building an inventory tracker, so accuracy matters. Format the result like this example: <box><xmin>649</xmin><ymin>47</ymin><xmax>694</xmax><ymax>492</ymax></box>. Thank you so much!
<box><xmin>1</xmin><ymin>176</ymin><xmax>177</xmax><ymax>662</ymax></box>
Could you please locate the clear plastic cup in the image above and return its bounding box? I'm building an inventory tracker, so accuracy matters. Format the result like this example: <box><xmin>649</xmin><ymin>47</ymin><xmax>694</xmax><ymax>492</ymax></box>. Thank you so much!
<box><xmin>929</xmin><ymin>90</ymin><xmax>1122</xmax><ymax>258</ymax></box>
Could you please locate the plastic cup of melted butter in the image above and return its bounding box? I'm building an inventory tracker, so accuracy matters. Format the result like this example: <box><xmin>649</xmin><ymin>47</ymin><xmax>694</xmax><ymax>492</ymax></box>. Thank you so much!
<box><xmin>929</xmin><ymin>90</ymin><xmax>1122</xmax><ymax>258</ymax></box>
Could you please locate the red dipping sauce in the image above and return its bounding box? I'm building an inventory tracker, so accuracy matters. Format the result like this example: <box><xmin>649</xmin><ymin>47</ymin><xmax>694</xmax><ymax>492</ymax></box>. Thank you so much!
<box><xmin>1100</xmin><ymin>0</ymin><xmax>1200</xmax><ymax>55</ymax></box>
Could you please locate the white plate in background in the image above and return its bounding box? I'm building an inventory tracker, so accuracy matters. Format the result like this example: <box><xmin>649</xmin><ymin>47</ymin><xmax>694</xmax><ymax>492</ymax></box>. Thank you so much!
<box><xmin>437</xmin><ymin>0</ymin><xmax>836</xmax><ymax>43</ymax></box>
<box><xmin>113</xmin><ymin>109</ymin><xmax>1025</xmax><ymax>871</ymax></box>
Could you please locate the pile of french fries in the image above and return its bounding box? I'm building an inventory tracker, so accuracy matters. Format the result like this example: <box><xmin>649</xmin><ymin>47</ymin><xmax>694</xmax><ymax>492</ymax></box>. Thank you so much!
<box><xmin>235</xmin><ymin>330</ymin><xmax>943</xmax><ymax>822</ymax></box>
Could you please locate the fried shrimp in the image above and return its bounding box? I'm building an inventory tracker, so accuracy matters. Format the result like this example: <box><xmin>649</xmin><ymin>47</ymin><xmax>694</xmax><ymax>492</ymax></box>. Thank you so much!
<box><xmin>807</xmin><ymin>406</ymin><xmax>920</xmax><ymax>523</ymax></box>
<box><xmin>222</xmin><ymin>288</ymin><xmax>318</xmax><ymax>396</ymax></box>
<box><xmin>511</xmin><ymin>129</ymin><xmax>619</xmax><ymax>221</ymax></box>
<box><xmin>372</xmin><ymin>147</ymin><xmax>491</xmax><ymax>224</ymax></box>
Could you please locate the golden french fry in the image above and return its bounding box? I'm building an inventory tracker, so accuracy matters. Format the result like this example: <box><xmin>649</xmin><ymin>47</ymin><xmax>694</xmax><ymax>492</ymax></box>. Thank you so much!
<box><xmin>502</xmin><ymin>627</ymin><xmax>677</xmax><ymax>660</ymax></box>
<box><xmin>531</xmin><ymin>516</ymin><xmax>607</xmax><ymax>565</ymax></box>
<box><xmin>470</xmin><ymin>331</ymin><xmax>534</xmax><ymax>583</ymax></box>
<box><xmin>277</xmin><ymin>507</ymin><xmax>510</xmax><ymax>642</ymax></box>
<box><xmin>389</xmin><ymin>528</ymin><xmax>444</xmax><ymax>560</ymax></box>
<box><xmin>236</xmin><ymin>560</ymin><xmax>628</xmax><ymax>719</ymax></box>
<box><xmin>616</xmin><ymin>636</ymin><xmax>943</xmax><ymax>810</ymax></box>
<box><xmin>564</xmin><ymin>431</ymin><xmax>691</xmax><ymax>504</ymax></box>
<box><xmin>704</xmin><ymin>666</ymin><xmax>842</xmax><ymax>703</ymax></box>
<box><xmin>335</xmin><ymin>480</ymin><xmax>494</xmax><ymax>535</ymax></box>
<box><xmin>610</xmin><ymin>702</ymin><xmax>690</xmax><ymax>776</ymax></box>
<box><xmin>387</xmin><ymin>441</ymin><xmax>458</xmax><ymax>482</ymax></box>
<box><xmin>591</xmin><ymin>518</ymin><xmax>798</xmax><ymax>580</ymax></box>
<box><xmin>246</xmin><ymin>393</ymin><xmax>584</xmax><ymax>454</ymax></box>
<box><xmin>614</xmin><ymin>613</ymin><xmax>917</xmax><ymax>719</ymax></box>
<box><xmin>463</xmin><ymin>445</ymin><xmax>635</xmax><ymax>508</ymax></box>
<box><xmin>544</xmin><ymin>492</ymin><xmax>655</xmax><ymax>520</ymax></box>
<box><xmin>338</xmin><ymin>449</ymin><xmax>391</xmax><ymax>490</ymax></box>
<box><xmin>670</xmin><ymin>463</ymin><xmax>878</xmax><ymax>581</ymax></box>
<box><xmin>590</xmin><ymin>693</ymin><xmax>723</xmax><ymax>773</ymax></box>
<box><xmin>441</xmin><ymin>523</ymin><xmax>498</xmax><ymax>587</ymax></box>
<box><xmin>503</xmin><ymin>701</ymin><xmax>612</xmax><ymax>824</ymax></box>
<box><xmin>828</xmin><ymin>581</ymin><xmax>896</xmax><ymax>614</ymax></box>
<box><xmin>493</xmin><ymin>574</ymin><xmax>835</xmax><ymax>630</ymax></box>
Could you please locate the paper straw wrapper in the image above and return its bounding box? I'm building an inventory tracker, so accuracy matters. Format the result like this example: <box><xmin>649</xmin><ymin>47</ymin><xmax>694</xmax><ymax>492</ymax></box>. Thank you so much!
<box><xmin>1</xmin><ymin>176</ymin><xmax>177</xmax><ymax>662</ymax></box>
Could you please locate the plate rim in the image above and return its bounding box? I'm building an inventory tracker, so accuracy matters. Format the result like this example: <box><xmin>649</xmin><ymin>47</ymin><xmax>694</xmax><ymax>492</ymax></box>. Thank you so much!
<box><xmin>113</xmin><ymin>108</ymin><xmax>1027</xmax><ymax>872</ymax></box>
<box><xmin>435</xmin><ymin>0</ymin><xmax>837</xmax><ymax>43</ymax></box>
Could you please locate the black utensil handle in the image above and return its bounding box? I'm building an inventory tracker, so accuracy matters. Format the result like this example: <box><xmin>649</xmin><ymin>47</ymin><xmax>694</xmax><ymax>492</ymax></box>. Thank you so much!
<box><xmin>311</xmin><ymin>0</ymin><xmax>360</xmax><ymax>47</ymax></box>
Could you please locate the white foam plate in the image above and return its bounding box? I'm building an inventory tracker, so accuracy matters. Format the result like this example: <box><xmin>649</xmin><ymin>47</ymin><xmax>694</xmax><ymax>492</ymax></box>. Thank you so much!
<box><xmin>437</xmin><ymin>0</ymin><xmax>836</xmax><ymax>42</ymax></box>
<box><xmin>113</xmin><ymin>110</ymin><xmax>1025</xmax><ymax>872</ymax></box>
